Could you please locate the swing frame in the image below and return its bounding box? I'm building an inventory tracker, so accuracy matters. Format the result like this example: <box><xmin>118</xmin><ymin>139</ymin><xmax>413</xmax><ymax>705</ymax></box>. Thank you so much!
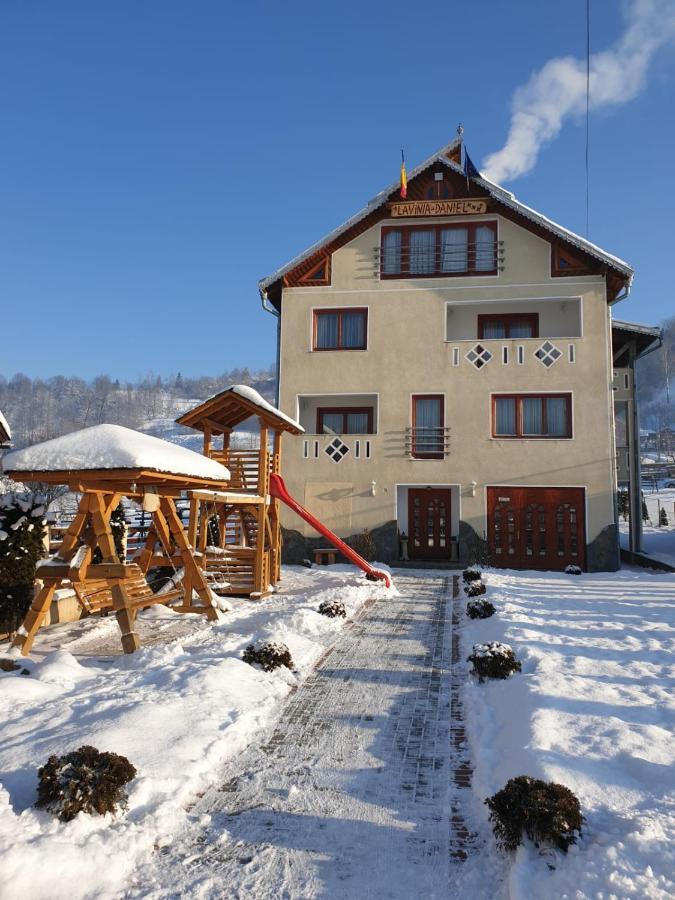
<box><xmin>8</xmin><ymin>466</ymin><xmax>230</xmax><ymax>655</ymax></box>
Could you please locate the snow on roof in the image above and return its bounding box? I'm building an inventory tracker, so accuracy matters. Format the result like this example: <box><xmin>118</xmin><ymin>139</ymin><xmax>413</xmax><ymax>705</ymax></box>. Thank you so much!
<box><xmin>0</xmin><ymin>409</ymin><xmax>10</xmax><ymax>443</ymax></box>
<box><xmin>612</xmin><ymin>319</ymin><xmax>662</xmax><ymax>338</ymax></box>
<box><xmin>228</xmin><ymin>384</ymin><xmax>304</xmax><ymax>433</ymax></box>
<box><xmin>2</xmin><ymin>424</ymin><xmax>231</xmax><ymax>481</ymax></box>
<box><xmin>259</xmin><ymin>140</ymin><xmax>633</xmax><ymax>292</ymax></box>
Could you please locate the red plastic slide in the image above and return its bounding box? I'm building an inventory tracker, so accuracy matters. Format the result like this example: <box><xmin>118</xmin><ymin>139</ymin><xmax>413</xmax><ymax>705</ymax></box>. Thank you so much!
<box><xmin>269</xmin><ymin>473</ymin><xmax>392</xmax><ymax>588</ymax></box>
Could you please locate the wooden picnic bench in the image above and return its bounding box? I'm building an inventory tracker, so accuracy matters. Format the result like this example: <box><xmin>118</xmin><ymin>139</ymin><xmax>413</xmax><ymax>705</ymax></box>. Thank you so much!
<box><xmin>313</xmin><ymin>547</ymin><xmax>338</xmax><ymax>566</ymax></box>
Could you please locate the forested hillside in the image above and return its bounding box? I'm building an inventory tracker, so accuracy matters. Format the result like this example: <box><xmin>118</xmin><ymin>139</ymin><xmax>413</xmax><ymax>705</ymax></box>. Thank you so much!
<box><xmin>0</xmin><ymin>366</ymin><xmax>276</xmax><ymax>450</ymax></box>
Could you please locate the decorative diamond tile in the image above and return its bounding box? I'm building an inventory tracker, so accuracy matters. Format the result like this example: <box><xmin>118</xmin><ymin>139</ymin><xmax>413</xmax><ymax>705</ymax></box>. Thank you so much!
<box><xmin>465</xmin><ymin>343</ymin><xmax>493</xmax><ymax>369</ymax></box>
<box><xmin>325</xmin><ymin>437</ymin><xmax>350</xmax><ymax>463</ymax></box>
<box><xmin>534</xmin><ymin>341</ymin><xmax>563</xmax><ymax>368</ymax></box>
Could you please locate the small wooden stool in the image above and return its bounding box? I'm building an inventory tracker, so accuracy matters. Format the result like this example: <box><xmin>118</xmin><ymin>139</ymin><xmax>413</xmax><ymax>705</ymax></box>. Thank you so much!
<box><xmin>313</xmin><ymin>548</ymin><xmax>337</xmax><ymax>566</ymax></box>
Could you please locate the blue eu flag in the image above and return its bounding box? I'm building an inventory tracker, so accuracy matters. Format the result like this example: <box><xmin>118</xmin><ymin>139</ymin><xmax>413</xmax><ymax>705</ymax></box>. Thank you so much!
<box><xmin>464</xmin><ymin>149</ymin><xmax>480</xmax><ymax>188</ymax></box>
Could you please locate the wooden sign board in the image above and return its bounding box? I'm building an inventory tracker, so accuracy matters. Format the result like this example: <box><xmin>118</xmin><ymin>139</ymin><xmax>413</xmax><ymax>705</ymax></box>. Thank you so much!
<box><xmin>389</xmin><ymin>198</ymin><xmax>488</xmax><ymax>218</ymax></box>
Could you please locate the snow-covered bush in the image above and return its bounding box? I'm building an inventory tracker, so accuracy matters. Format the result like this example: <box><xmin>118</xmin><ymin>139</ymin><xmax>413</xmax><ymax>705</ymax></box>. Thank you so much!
<box><xmin>565</xmin><ymin>564</ymin><xmax>582</xmax><ymax>575</ymax></box>
<box><xmin>485</xmin><ymin>775</ymin><xmax>584</xmax><ymax>853</ymax></box>
<box><xmin>466</xmin><ymin>598</ymin><xmax>495</xmax><ymax>620</ymax></box>
<box><xmin>35</xmin><ymin>745</ymin><xmax>137</xmax><ymax>822</ymax></box>
<box><xmin>0</xmin><ymin>492</ymin><xmax>47</xmax><ymax>634</ymax></box>
<box><xmin>242</xmin><ymin>640</ymin><xmax>294</xmax><ymax>672</ymax></box>
<box><xmin>462</xmin><ymin>565</ymin><xmax>482</xmax><ymax>583</ymax></box>
<box><xmin>464</xmin><ymin>579</ymin><xmax>486</xmax><ymax>597</ymax></box>
<box><xmin>318</xmin><ymin>598</ymin><xmax>347</xmax><ymax>618</ymax></box>
<box><xmin>468</xmin><ymin>641</ymin><xmax>521</xmax><ymax>680</ymax></box>
<box><xmin>659</xmin><ymin>506</ymin><xmax>669</xmax><ymax>526</ymax></box>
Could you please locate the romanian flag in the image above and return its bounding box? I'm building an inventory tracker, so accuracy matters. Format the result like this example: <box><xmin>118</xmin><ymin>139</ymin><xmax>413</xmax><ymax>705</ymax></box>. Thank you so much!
<box><xmin>400</xmin><ymin>150</ymin><xmax>407</xmax><ymax>199</ymax></box>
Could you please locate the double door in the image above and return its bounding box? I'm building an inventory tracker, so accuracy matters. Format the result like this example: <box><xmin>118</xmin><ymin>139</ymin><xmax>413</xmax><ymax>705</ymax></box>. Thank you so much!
<box><xmin>487</xmin><ymin>486</ymin><xmax>585</xmax><ymax>571</ymax></box>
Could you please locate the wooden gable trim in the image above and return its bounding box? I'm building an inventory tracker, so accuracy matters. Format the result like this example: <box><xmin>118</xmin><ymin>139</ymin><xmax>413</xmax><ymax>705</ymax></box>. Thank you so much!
<box><xmin>297</xmin><ymin>255</ymin><xmax>331</xmax><ymax>286</ymax></box>
<box><xmin>267</xmin><ymin>164</ymin><xmax>629</xmax><ymax>306</ymax></box>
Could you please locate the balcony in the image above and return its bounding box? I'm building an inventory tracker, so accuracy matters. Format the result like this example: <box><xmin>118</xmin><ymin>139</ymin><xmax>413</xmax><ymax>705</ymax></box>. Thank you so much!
<box><xmin>301</xmin><ymin>433</ymin><xmax>374</xmax><ymax>462</ymax></box>
<box><xmin>405</xmin><ymin>426</ymin><xmax>451</xmax><ymax>459</ymax></box>
<box><xmin>446</xmin><ymin>298</ymin><xmax>582</xmax><ymax>342</ymax></box>
<box><xmin>374</xmin><ymin>235</ymin><xmax>504</xmax><ymax>279</ymax></box>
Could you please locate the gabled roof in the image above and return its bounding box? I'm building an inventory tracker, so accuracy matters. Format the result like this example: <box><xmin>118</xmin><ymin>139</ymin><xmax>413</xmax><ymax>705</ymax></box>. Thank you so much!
<box><xmin>259</xmin><ymin>137</ymin><xmax>634</xmax><ymax>296</ymax></box>
<box><xmin>612</xmin><ymin>319</ymin><xmax>662</xmax><ymax>358</ymax></box>
<box><xmin>177</xmin><ymin>384</ymin><xmax>304</xmax><ymax>435</ymax></box>
<box><xmin>2</xmin><ymin>424</ymin><xmax>231</xmax><ymax>484</ymax></box>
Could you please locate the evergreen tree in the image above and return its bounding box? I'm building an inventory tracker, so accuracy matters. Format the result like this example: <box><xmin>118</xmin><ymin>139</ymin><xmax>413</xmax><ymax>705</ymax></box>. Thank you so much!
<box><xmin>617</xmin><ymin>490</ymin><xmax>629</xmax><ymax>521</ymax></box>
<box><xmin>641</xmin><ymin>494</ymin><xmax>650</xmax><ymax>523</ymax></box>
<box><xmin>0</xmin><ymin>492</ymin><xmax>47</xmax><ymax>634</ymax></box>
<box><xmin>659</xmin><ymin>505</ymin><xmax>669</xmax><ymax>527</ymax></box>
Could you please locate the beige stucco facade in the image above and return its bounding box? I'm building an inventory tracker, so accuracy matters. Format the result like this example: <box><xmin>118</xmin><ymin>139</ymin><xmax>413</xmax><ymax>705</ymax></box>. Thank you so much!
<box><xmin>275</xmin><ymin>210</ymin><xmax>620</xmax><ymax>569</ymax></box>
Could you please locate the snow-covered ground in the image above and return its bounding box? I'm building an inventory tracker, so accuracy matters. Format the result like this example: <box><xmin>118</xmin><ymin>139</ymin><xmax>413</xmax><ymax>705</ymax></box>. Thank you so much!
<box><xmin>619</xmin><ymin>486</ymin><xmax>675</xmax><ymax>567</ymax></box>
<box><xmin>0</xmin><ymin>566</ymin><xmax>393</xmax><ymax>900</ymax></box>
<box><xmin>463</xmin><ymin>567</ymin><xmax>675</xmax><ymax>899</ymax></box>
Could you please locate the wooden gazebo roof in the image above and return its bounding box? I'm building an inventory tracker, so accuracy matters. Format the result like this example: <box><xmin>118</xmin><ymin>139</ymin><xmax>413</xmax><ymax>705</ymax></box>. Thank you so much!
<box><xmin>177</xmin><ymin>384</ymin><xmax>304</xmax><ymax>436</ymax></box>
<box><xmin>2</xmin><ymin>423</ymin><xmax>231</xmax><ymax>492</ymax></box>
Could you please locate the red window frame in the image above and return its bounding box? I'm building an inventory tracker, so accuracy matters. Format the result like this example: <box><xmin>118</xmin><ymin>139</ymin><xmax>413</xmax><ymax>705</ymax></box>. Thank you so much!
<box><xmin>312</xmin><ymin>308</ymin><xmax>368</xmax><ymax>351</ymax></box>
<box><xmin>411</xmin><ymin>394</ymin><xmax>445</xmax><ymax>459</ymax></box>
<box><xmin>477</xmin><ymin>313</ymin><xmax>539</xmax><ymax>339</ymax></box>
<box><xmin>380</xmin><ymin>221</ymin><xmax>498</xmax><ymax>279</ymax></box>
<box><xmin>492</xmin><ymin>393</ymin><xmax>572</xmax><ymax>439</ymax></box>
<box><xmin>316</xmin><ymin>407</ymin><xmax>374</xmax><ymax>435</ymax></box>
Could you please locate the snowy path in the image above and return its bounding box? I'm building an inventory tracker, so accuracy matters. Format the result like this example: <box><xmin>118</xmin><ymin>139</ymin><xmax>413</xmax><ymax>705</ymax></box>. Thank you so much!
<box><xmin>129</xmin><ymin>575</ymin><xmax>475</xmax><ymax>900</ymax></box>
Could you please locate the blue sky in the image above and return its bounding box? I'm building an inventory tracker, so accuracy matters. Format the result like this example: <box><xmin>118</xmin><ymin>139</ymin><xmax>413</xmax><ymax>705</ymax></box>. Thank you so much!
<box><xmin>1</xmin><ymin>1</ymin><xmax>674</xmax><ymax>380</ymax></box>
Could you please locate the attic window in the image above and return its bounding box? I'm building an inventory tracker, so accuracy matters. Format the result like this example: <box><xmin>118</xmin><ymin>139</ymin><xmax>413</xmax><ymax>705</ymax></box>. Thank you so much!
<box><xmin>552</xmin><ymin>245</ymin><xmax>588</xmax><ymax>277</ymax></box>
<box><xmin>424</xmin><ymin>179</ymin><xmax>452</xmax><ymax>200</ymax></box>
<box><xmin>299</xmin><ymin>257</ymin><xmax>330</xmax><ymax>285</ymax></box>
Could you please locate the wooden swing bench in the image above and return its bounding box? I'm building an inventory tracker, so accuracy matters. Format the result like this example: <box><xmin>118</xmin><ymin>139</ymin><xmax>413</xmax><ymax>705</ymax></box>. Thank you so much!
<box><xmin>70</xmin><ymin>565</ymin><xmax>184</xmax><ymax>616</ymax></box>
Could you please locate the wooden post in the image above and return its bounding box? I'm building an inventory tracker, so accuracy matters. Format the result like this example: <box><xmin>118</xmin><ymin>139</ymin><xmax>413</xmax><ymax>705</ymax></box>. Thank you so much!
<box><xmin>253</xmin><ymin>423</ymin><xmax>269</xmax><ymax>596</ymax></box>
<box><xmin>271</xmin><ymin>431</ymin><xmax>283</xmax><ymax>583</ymax></box>
<box><xmin>203</xmin><ymin>425</ymin><xmax>212</xmax><ymax>458</ymax></box>
<box><xmin>12</xmin><ymin>582</ymin><xmax>58</xmax><ymax>655</ymax></box>
<box><xmin>90</xmin><ymin>492</ymin><xmax>140</xmax><ymax>654</ymax></box>
<box><xmin>159</xmin><ymin>498</ymin><xmax>218</xmax><ymax>620</ymax></box>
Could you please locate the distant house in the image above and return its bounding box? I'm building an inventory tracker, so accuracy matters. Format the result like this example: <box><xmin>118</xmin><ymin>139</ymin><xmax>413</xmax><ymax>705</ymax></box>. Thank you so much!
<box><xmin>641</xmin><ymin>427</ymin><xmax>675</xmax><ymax>454</ymax></box>
<box><xmin>0</xmin><ymin>410</ymin><xmax>11</xmax><ymax>449</ymax></box>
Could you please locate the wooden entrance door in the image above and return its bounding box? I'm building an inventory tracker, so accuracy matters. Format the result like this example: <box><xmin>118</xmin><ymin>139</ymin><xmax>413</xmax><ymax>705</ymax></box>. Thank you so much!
<box><xmin>408</xmin><ymin>488</ymin><xmax>451</xmax><ymax>560</ymax></box>
<box><xmin>487</xmin><ymin>487</ymin><xmax>585</xmax><ymax>570</ymax></box>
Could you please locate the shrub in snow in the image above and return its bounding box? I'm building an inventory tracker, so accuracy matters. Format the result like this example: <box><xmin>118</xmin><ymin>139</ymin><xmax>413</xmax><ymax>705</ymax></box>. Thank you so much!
<box><xmin>464</xmin><ymin>579</ymin><xmax>486</xmax><ymax>597</ymax></box>
<box><xmin>659</xmin><ymin>506</ymin><xmax>669</xmax><ymax>526</ymax></box>
<box><xmin>468</xmin><ymin>641</ymin><xmax>521</xmax><ymax>680</ymax></box>
<box><xmin>242</xmin><ymin>641</ymin><xmax>294</xmax><ymax>672</ymax></box>
<box><xmin>348</xmin><ymin>529</ymin><xmax>376</xmax><ymax>562</ymax></box>
<box><xmin>462</xmin><ymin>565</ymin><xmax>482</xmax><ymax>583</ymax></box>
<box><xmin>485</xmin><ymin>775</ymin><xmax>584</xmax><ymax>853</ymax></box>
<box><xmin>565</xmin><ymin>565</ymin><xmax>582</xmax><ymax>575</ymax></box>
<box><xmin>318</xmin><ymin>598</ymin><xmax>347</xmax><ymax>618</ymax></box>
<box><xmin>35</xmin><ymin>745</ymin><xmax>137</xmax><ymax>822</ymax></box>
<box><xmin>466</xmin><ymin>598</ymin><xmax>495</xmax><ymax>620</ymax></box>
<box><xmin>0</xmin><ymin>492</ymin><xmax>47</xmax><ymax>634</ymax></box>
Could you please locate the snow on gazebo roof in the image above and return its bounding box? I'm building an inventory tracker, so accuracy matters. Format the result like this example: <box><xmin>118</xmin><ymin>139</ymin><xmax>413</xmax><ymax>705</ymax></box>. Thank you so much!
<box><xmin>2</xmin><ymin>424</ymin><xmax>231</xmax><ymax>483</ymax></box>
<box><xmin>177</xmin><ymin>384</ymin><xmax>304</xmax><ymax>435</ymax></box>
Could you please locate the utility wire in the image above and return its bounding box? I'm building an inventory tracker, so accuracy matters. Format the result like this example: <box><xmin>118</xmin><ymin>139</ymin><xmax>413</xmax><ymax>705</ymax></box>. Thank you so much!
<box><xmin>586</xmin><ymin>0</ymin><xmax>591</xmax><ymax>237</ymax></box>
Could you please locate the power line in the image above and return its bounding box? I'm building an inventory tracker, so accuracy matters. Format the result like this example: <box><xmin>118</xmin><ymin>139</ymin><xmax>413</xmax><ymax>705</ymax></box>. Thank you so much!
<box><xmin>586</xmin><ymin>0</ymin><xmax>591</xmax><ymax>238</ymax></box>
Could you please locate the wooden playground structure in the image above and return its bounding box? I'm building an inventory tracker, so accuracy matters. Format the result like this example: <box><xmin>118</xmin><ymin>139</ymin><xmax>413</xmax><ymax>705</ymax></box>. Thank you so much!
<box><xmin>176</xmin><ymin>386</ymin><xmax>304</xmax><ymax>599</ymax></box>
<box><xmin>5</xmin><ymin>387</ymin><xmax>389</xmax><ymax>656</ymax></box>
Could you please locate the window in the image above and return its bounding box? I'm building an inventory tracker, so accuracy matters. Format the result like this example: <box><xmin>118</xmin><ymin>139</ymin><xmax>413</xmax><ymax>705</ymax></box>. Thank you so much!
<box><xmin>478</xmin><ymin>313</ymin><xmax>539</xmax><ymax>339</ymax></box>
<box><xmin>317</xmin><ymin>407</ymin><xmax>374</xmax><ymax>435</ymax></box>
<box><xmin>299</xmin><ymin>257</ymin><xmax>330</xmax><ymax>285</ymax></box>
<box><xmin>614</xmin><ymin>401</ymin><xmax>628</xmax><ymax>449</ymax></box>
<box><xmin>380</xmin><ymin>222</ymin><xmax>497</xmax><ymax>278</ymax></box>
<box><xmin>411</xmin><ymin>395</ymin><xmax>445</xmax><ymax>458</ymax></box>
<box><xmin>492</xmin><ymin>394</ymin><xmax>572</xmax><ymax>439</ymax></box>
<box><xmin>313</xmin><ymin>308</ymin><xmax>367</xmax><ymax>350</ymax></box>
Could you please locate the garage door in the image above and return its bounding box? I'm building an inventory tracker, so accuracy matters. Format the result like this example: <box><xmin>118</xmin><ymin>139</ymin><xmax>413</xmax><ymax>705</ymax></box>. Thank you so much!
<box><xmin>487</xmin><ymin>487</ymin><xmax>585</xmax><ymax>571</ymax></box>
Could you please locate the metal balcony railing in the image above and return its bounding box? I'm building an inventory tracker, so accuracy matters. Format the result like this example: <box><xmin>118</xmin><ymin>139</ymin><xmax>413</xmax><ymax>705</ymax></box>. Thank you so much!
<box><xmin>374</xmin><ymin>240</ymin><xmax>505</xmax><ymax>277</ymax></box>
<box><xmin>404</xmin><ymin>426</ymin><xmax>451</xmax><ymax>458</ymax></box>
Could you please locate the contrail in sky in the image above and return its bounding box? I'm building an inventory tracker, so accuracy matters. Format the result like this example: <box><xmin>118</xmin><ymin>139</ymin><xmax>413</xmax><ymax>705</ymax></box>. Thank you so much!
<box><xmin>482</xmin><ymin>0</ymin><xmax>675</xmax><ymax>184</ymax></box>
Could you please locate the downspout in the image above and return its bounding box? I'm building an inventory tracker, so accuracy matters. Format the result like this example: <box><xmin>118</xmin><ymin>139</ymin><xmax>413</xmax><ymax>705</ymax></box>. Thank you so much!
<box><xmin>259</xmin><ymin>285</ymin><xmax>281</xmax><ymax>407</ymax></box>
